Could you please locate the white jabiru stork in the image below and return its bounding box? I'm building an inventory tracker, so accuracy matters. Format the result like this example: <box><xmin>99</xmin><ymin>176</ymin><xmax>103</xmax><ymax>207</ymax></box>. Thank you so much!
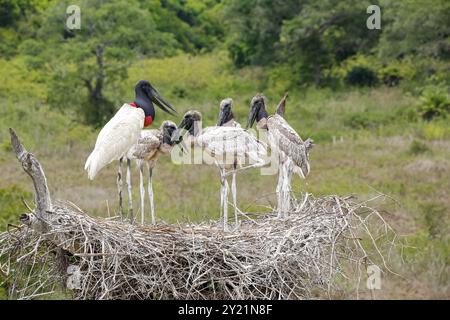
<box><xmin>84</xmin><ymin>80</ymin><xmax>177</xmax><ymax>219</ymax></box>
<box><xmin>247</xmin><ymin>93</ymin><xmax>313</xmax><ymax>218</ymax></box>
<box><xmin>173</xmin><ymin>110</ymin><xmax>267</xmax><ymax>231</ymax></box>
<box><xmin>126</xmin><ymin>120</ymin><xmax>180</xmax><ymax>225</ymax></box>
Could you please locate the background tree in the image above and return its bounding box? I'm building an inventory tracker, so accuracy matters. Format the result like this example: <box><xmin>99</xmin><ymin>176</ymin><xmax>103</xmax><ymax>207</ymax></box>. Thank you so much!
<box><xmin>18</xmin><ymin>0</ymin><xmax>223</xmax><ymax>126</ymax></box>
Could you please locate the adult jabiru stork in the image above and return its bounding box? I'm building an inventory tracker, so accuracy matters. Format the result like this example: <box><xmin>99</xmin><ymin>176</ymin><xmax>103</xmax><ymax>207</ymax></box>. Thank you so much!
<box><xmin>174</xmin><ymin>110</ymin><xmax>267</xmax><ymax>231</ymax></box>
<box><xmin>84</xmin><ymin>80</ymin><xmax>177</xmax><ymax>219</ymax></box>
<box><xmin>247</xmin><ymin>94</ymin><xmax>313</xmax><ymax>218</ymax></box>
<box><xmin>127</xmin><ymin>120</ymin><xmax>179</xmax><ymax>225</ymax></box>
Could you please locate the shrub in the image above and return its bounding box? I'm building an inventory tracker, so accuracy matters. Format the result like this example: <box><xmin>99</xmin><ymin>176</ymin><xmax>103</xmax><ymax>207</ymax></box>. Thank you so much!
<box><xmin>343</xmin><ymin>112</ymin><xmax>390</xmax><ymax>130</ymax></box>
<box><xmin>345</xmin><ymin>66</ymin><xmax>379</xmax><ymax>87</ymax></box>
<box><xmin>418</xmin><ymin>86</ymin><xmax>450</xmax><ymax>121</ymax></box>
<box><xmin>378</xmin><ymin>59</ymin><xmax>416</xmax><ymax>87</ymax></box>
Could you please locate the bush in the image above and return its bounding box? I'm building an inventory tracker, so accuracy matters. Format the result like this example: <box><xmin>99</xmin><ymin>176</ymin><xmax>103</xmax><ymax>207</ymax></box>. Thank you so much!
<box><xmin>378</xmin><ymin>59</ymin><xmax>417</xmax><ymax>87</ymax></box>
<box><xmin>344</xmin><ymin>111</ymin><xmax>391</xmax><ymax>130</ymax></box>
<box><xmin>345</xmin><ymin>66</ymin><xmax>379</xmax><ymax>87</ymax></box>
<box><xmin>418</xmin><ymin>86</ymin><xmax>450</xmax><ymax>121</ymax></box>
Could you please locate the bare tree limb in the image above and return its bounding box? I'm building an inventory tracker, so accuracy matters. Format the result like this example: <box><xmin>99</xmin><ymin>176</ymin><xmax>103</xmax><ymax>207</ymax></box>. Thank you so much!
<box><xmin>9</xmin><ymin>128</ymin><xmax>52</xmax><ymax>226</ymax></box>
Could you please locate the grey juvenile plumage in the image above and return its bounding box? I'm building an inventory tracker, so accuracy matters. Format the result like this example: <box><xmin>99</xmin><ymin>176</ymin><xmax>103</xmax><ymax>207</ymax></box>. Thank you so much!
<box><xmin>247</xmin><ymin>93</ymin><xmax>313</xmax><ymax>218</ymax></box>
<box><xmin>127</xmin><ymin>120</ymin><xmax>178</xmax><ymax>225</ymax></box>
<box><xmin>175</xmin><ymin>110</ymin><xmax>267</xmax><ymax>231</ymax></box>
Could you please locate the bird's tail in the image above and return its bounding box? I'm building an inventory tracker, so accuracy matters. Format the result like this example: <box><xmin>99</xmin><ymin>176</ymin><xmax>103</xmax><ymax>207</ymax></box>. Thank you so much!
<box><xmin>84</xmin><ymin>151</ymin><xmax>100</xmax><ymax>180</ymax></box>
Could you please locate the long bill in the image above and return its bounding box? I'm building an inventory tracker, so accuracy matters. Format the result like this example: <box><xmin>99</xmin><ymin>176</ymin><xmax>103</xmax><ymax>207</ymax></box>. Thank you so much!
<box><xmin>149</xmin><ymin>85</ymin><xmax>177</xmax><ymax>116</ymax></box>
<box><xmin>246</xmin><ymin>104</ymin><xmax>258</xmax><ymax>129</ymax></box>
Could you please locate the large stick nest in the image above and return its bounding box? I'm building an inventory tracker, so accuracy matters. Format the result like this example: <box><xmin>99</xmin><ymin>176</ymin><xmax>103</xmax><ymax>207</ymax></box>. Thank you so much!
<box><xmin>0</xmin><ymin>193</ymin><xmax>396</xmax><ymax>300</ymax></box>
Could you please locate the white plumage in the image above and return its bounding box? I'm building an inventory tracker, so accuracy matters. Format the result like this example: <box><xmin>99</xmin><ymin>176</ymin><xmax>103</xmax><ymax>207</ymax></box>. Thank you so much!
<box><xmin>84</xmin><ymin>80</ymin><xmax>177</xmax><ymax>220</ymax></box>
<box><xmin>85</xmin><ymin>104</ymin><xmax>144</xmax><ymax>180</ymax></box>
<box><xmin>197</xmin><ymin>126</ymin><xmax>266</xmax><ymax>167</ymax></box>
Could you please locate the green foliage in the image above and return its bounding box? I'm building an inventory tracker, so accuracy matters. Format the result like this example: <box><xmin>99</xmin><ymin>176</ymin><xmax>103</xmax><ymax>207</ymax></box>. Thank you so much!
<box><xmin>378</xmin><ymin>0</ymin><xmax>450</xmax><ymax>60</ymax></box>
<box><xmin>225</xmin><ymin>0</ymin><xmax>303</xmax><ymax>66</ymax></box>
<box><xmin>418</xmin><ymin>86</ymin><xmax>450</xmax><ymax>120</ymax></box>
<box><xmin>0</xmin><ymin>98</ymin><xmax>93</xmax><ymax>153</ymax></box>
<box><xmin>344</xmin><ymin>112</ymin><xmax>390</xmax><ymax>129</ymax></box>
<box><xmin>422</xmin><ymin>121</ymin><xmax>449</xmax><ymax>140</ymax></box>
<box><xmin>0</xmin><ymin>57</ymin><xmax>46</xmax><ymax>101</ymax></box>
<box><xmin>345</xmin><ymin>66</ymin><xmax>378</xmax><ymax>87</ymax></box>
<box><xmin>420</xmin><ymin>202</ymin><xmax>448</xmax><ymax>239</ymax></box>
<box><xmin>125</xmin><ymin>51</ymin><xmax>263</xmax><ymax>104</ymax></box>
<box><xmin>408</xmin><ymin>140</ymin><xmax>431</xmax><ymax>155</ymax></box>
<box><xmin>0</xmin><ymin>186</ymin><xmax>31</xmax><ymax>231</ymax></box>
<box><xmin>14</xmin><ymin>0</ymin><xmax>224</xmax><ymax>127</ymax></box>
<box><xmin>0</xmin><ymin>0</ymin><xmax>34</xmax><ymax>27</ymax></box>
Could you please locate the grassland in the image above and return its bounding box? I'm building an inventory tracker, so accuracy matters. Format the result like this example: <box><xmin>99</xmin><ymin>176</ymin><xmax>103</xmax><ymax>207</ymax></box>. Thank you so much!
<box><xmin>0</xmin><ymin>52</ymin><xmax>449</xmax><ymax>299</ymax></box>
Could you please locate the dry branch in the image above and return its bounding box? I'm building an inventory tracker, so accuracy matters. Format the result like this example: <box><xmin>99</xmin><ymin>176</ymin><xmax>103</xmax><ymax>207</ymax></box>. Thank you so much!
<box><xmin>0</xmin><ymin>129</ymin><xmax>397</xmax><ymax>300</ymax></box>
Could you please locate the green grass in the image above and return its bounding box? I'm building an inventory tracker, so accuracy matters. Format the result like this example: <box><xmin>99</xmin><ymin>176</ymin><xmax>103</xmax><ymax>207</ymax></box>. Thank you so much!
<box><xmin>0</xmin><ymin>52</ymin><xmax>449</xmax><ymax>299</ymax></box>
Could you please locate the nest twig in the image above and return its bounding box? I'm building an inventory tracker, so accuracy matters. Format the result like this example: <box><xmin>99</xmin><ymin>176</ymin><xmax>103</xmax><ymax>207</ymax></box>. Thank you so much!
<box><xmin>0</xmin><ymin>194</ymin><xmax>396</xmax><ymax>300</ymax></box>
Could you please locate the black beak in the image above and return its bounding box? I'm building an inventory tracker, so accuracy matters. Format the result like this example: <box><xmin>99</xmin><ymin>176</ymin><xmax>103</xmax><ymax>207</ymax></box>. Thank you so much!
<box><xmin>247</xmin><ymin>102</ymin><xmax>259</xmax><ymax>129</ymax></box>
<box><xmin>171</xmin><ymin>118</ymin><xmax>188</xmax><ymax>144</ymax></box>
<box><xmin>178</xmin><ymin>139</ymin><xmax>188</xmax><ymax>154</ymax></box>
<box><xmin>217</xmin><ymin>105</ymin><xmax>231</xmax><ymax>126</ymax></box>
<box><xmin>166</xmin><ymin>126</ymin><xmax>188</xmax><ymax>154</ymax></box>
<box><xmin>148</xmin><ymin>85</ymin><xmax>177</xmax><ymax>116</ymax></box>
<box><xmin>164</xmin><ymin>127</ymin><xmax>176</xmax><ymax>145</ymax></box>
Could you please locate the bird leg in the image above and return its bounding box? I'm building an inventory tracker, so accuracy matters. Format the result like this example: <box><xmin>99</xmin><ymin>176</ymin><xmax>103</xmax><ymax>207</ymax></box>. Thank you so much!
<box><xmin>216</xmin><ymin>162</ymin><xmax>224</xmax><ymax>223</ymax></box>
<box><xmin>126</xmin><ymin>158</ymin><xmax>133</xmax><ymax>221</ymax></box>
<box><xmin>231</xmin><ymin>171</ymin><xmax>238</xmax><ymax>227</ymax></box>
<box><xmin>139</xmin><ymin>163</ymin><xmax>145</xmax><ymax>225</ymax></box>
<box><xmin>276</xmin><ymin>161</ymin><xmax>284</xmax><ymax>218</ymax></box>
<box><xmin>278</xmin><ymin>161</ymin><xmax>293</xmax><ymax>218</ymax></box>
<box><xmin>219</xmin><ymin>166</ymin><xmax>229</xmax><ymax>232</ymax></box>
<box><xmin>223</xmin><ymin>173</ymin><xmax>230</xmax><ymax>232</ymax></box>
<box><xmin>117</xmin><ymin>157</ymin><xmax>123</xmax><ymax>217</ymax></box>
<box><xmin>148</xmin><ymin>166</ymin><xmax>155</xmax><ymax>226</ymax></box>
<box><xmin>284</xmin><ymin>162</ymin><xmax>294</xmax><ymax>216</ymax></box>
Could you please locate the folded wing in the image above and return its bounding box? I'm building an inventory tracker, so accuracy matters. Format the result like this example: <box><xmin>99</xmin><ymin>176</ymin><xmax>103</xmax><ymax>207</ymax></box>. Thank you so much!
<box><xmin>267</xmin><ymin>114</ymin><xmax>311</xmax><ymax>178</ymax></box>
<box><xmin>85</xmin><ymin>104</ymin><xmax>145</xmax><ymax>180</ymax></box>
<box><xmin>197</xmin><ymin>126</ymin><xmax>267</xmax><ymax>165</ymax></box>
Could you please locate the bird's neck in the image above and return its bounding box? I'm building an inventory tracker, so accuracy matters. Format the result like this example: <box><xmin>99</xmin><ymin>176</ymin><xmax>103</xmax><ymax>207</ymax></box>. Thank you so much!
<box><xmin>256</xmin><ymin>108</ymin><xmax>269</xmax><ymax>129</ymax></box>
<box><xmin>222</xmin><ymin>111</ymin><xmax>235</xmax><ymax>125</ymax></box>
<box><xmin>257</xmin><ymin>108</ymin><xmax>268</xmax><ymax>122</ymax></box>
<box><xmin>133</xmin><ymin>89</ymin><xmax>155</xmax><ymax>127</ymax></box>
<box><xmin>189</xmin><ymin>121</ymin><xmax>202</xmax><ymax>137</ymax></box>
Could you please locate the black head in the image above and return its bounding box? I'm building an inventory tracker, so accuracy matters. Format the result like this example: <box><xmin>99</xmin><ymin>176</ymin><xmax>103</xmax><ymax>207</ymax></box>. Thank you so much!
<box><xmin>217</xmin><ymin>98</ymin><xmax>234</xmax><ymax>126</ymax></box>
<box><xmin>135</xmin><ymin>80</ymin><xmax>177</xmax><ymax>119</ymax></box>
<box><xmin>160</xmin><ymin>120</ymin><xmax>178</xmax><ymax>145</ymax></box>
<box><xmin>247</xmin><ymin>94</ymin><xmax>268</xmax><ymax>129</ymax></box>
<box><xmin>171</xmin><ymin>110</ymin><xmax>202</xmax><ymax>144</ymax></box>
